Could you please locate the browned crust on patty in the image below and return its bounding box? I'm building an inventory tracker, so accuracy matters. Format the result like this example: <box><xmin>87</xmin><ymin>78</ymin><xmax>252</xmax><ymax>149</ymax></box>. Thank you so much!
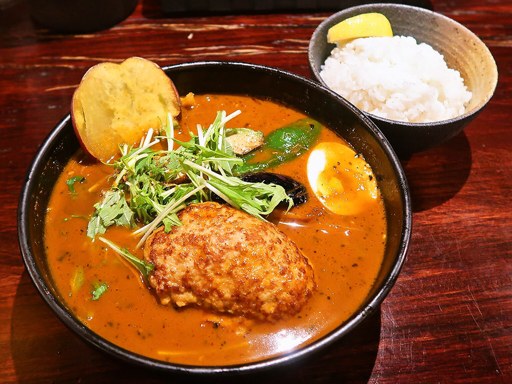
<box><xmin>144</xmin><ymin>202</ymin><xmax>315</xmax><ymax>321</ymax></box>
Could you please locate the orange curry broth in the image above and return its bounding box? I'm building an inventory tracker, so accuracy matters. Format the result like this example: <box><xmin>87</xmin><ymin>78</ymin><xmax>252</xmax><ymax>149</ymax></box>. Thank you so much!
<box><xmin>44</xmin><ymin>94</ymin><xmax>386</xmax><ymax>366</ymax></box>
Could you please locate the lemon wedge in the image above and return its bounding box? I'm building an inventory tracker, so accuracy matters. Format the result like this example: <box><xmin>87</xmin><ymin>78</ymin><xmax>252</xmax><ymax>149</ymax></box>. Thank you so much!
<box><xmin>327</xmin><ymin>12</ymin><xmax>393</xmax><ymax>44</ymax></box>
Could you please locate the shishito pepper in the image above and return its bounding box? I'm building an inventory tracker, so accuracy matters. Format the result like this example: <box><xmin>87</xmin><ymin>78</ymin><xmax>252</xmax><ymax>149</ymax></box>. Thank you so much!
<box><xmin>236</xmin><ymin>118</ymin><xmax>322</xmax><ymax>174</ymax></box>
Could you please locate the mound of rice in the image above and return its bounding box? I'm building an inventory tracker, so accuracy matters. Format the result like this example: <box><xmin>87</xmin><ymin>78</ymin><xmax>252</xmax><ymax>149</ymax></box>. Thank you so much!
<box><xmin>320</xmin><ymin>36</ymin><xmax>472</xmax><ymax>123</ymax></box>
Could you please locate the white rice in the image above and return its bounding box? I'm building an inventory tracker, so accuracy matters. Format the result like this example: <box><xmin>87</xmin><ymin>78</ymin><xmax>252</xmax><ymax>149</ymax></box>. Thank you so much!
<box><xmin>320</xmin><ymin>36</ymin><xmax>472</xmax><ymax>123</ymax></box>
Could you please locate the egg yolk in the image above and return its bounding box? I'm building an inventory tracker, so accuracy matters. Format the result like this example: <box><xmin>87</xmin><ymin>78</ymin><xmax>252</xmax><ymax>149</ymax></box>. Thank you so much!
<box><xmin>307</xmin><ymin>142</ymin><xmax>378</xmax><ymax>215</ymax></box>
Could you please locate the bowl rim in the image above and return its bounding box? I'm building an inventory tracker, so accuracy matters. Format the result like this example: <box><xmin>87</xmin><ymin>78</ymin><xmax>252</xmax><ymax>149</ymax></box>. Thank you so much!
<box><xmin>17</xmin><ymin>60</ymin><xmax>412</xmax><ymax>375</ymax></box>
<box><xmin>308</xmin><ymin>2</ymin><xmax>499</xmax><ymax>127</ymax></box>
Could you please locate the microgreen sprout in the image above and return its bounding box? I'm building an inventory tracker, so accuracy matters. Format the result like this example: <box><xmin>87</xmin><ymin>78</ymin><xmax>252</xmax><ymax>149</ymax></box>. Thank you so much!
<box><xmin>87</xmin><ymin>110</ymin><xmax>293</xmax><ymax>247</ymax></box>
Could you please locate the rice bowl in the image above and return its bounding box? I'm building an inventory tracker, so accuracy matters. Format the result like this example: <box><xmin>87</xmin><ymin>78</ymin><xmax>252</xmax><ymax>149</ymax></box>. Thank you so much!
<box><xmin>320</xmin><ymin>35</ymin><xmax>472</xmax><ymax>123</ymax></box>
<box><xmin>309</xmin><ymin>3</ymin><xmax>498</xmax><ymax>156</ymax></box>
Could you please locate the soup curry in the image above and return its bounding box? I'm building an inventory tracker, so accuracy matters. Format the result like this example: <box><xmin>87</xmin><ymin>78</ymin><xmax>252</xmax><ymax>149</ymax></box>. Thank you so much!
<box><xmin>45</xmin><ymin>94</ymin><xmax>386</xmax><ymax>366</ymax></box>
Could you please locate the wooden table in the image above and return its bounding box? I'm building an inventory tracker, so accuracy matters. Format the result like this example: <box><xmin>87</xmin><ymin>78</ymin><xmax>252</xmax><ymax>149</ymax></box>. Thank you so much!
<box><xmin>1</xmin><ymin>0</ymin><xmax>510</xmax><ymax>382</ymax></box>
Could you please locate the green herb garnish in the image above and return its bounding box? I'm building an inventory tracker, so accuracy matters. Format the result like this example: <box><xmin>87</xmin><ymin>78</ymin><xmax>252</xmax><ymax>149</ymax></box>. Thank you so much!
<box><xmin>87</xmin><ymin>190</ymin><xmax>134</xmax><ymax>238</ymax></box>
<box><xmin>91</xmin><ymin>281</ymin><xmax>108</xmax><ymax>301</ymax></box>
<box><xmin>99</xmin><ymin>237</ymin><xmax>154</xmax><ymax>281</ymax></box>
<box><xmin>66</xmin><ymin>175</ymin><xmax>85</xmax><ymax>193</ymax></box>
<box><xmin>87</xmin><ymin>111</ymin><xmax>294</xmax><ymax>246</ymax></box>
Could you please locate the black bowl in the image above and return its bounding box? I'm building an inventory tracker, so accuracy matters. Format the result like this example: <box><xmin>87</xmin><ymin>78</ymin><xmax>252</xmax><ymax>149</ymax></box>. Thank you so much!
<box><xmin>18</xmin><ymin>61</ymin><xmax>412</xmax><ymax>375</ymax></box>
<box><xmin>28</xmin><ymin>0</ymin><xmax>138</xmax><ymax>33</ymax></box>
<box><xmin>309</xmin><ymin>3</ymin><xmax>498</xmax><ymax>157</ymax></box>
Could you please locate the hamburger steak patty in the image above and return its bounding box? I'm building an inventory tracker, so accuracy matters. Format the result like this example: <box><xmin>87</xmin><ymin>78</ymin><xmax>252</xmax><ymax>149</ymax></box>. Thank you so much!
<box><xmin>144</xmin><ymin>202</ymin><xmax>316</xmax><ymax>321</ymax></box>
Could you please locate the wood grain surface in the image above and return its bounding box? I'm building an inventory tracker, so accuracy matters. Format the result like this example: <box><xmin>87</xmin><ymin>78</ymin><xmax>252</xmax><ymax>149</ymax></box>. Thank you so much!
<box><xmin>1</xmin><ymin>0</ymin><xmax>510</xmax><ymax>383</ymax></box>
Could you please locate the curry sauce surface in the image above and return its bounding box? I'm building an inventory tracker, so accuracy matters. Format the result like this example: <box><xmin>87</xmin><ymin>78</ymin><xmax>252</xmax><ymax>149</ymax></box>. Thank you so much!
<box><xmin>44</xmin><ymin>95</ymin><xmax>386</xmax><ymax>366</ymax></box>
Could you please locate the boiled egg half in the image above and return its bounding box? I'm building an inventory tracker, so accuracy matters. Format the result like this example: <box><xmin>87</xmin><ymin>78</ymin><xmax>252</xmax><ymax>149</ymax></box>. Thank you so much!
<box><xmin>307</xmin><ymin>142</ymin><xmax>379</xmax><ymax>215</ymax></box>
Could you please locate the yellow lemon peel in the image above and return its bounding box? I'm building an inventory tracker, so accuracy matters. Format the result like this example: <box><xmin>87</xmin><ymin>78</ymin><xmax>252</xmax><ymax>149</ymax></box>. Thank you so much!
<box><xmin>327</xmin><ymin>12</ymin><xmax>393</xmax><ymax>44</ymax></box>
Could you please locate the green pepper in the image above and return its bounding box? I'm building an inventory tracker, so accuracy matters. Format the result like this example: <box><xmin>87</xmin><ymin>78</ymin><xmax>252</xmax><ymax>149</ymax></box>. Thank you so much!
<box><xmin>235</xmin><ymin>118</ymin><xmax>321</xmax><ymax>174</ymax></box>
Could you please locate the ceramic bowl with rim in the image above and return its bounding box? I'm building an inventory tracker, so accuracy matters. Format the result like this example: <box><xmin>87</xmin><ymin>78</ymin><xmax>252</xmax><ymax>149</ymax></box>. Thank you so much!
<box><xmin>309</xmin><ymin>3</ymin><xmax>498</xmax><ymax>157</ymax></box>
<box><xmin>28</xmin><ymin>0</ymin><xmax>138</xmax><ymax>33</ymax></box>
<box><xmin>18</xmin><ymin>61</ymin><xmax>412</xmax><ymax>375</ymax></box>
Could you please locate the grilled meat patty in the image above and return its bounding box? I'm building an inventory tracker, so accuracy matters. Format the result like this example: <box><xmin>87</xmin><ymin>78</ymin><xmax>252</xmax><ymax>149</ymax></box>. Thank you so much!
<box><xmin>144</xmin><ymin>202</ymin><xmax>315</xmax><ymax>321</ymax></box>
